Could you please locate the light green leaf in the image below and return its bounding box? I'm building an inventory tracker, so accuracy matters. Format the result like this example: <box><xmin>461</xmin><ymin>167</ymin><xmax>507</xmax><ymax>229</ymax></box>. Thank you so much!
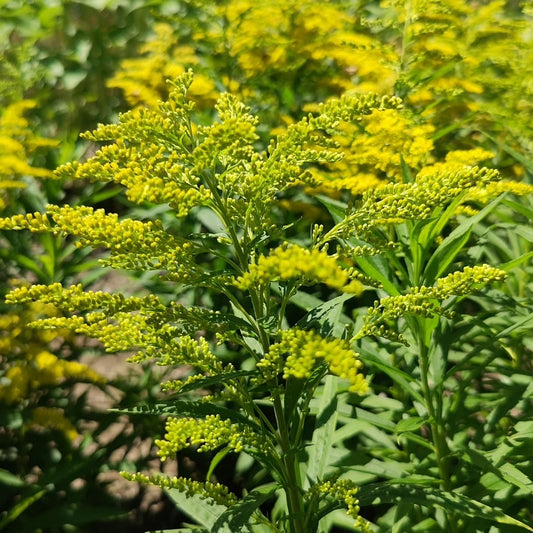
<box><xmin>355</xmin><ymin>255</ymin><xmax>400</xmax><ymax>296</ymax></box>
<box><xmin>211</xmin><ymin>485</ymin><xmax>276</xmax><ymax>532</ymax></box>
<box><xmin>395</xmin><ymin>417</ymin><xmax>428</xmax><ymax>434</ymax></box>
<box><xmin>358</xmin><ymin>483</ymin><xmax>533</xmax><ymax>531</ymax></box>
<box><xmin>358</xmin><ymin>351</ymin><xmax>425</xmax><ymax>405</ymax></box>
<box><xmin>306</xmin><ymin>375</ymin><xmax>338</xmax><ymax>486</ymax></box>
<box><xmin>166</xmin><ymin>489</ymin><xmax>226</xmax><ymax>531</ymax></box>
<box><xmin>297</xmin><ymin>293</ymin><xmax>353</xmax><ymax>337</ymax></box>
<box><xmin>0</xmin><ymin>469</ymin><xmax>24</xmax><ymax>488</ymax></box>
<box><xmin>423</xmin><ymin>195</ymin><xmax>504</xmax><ymax>285</ymax></box>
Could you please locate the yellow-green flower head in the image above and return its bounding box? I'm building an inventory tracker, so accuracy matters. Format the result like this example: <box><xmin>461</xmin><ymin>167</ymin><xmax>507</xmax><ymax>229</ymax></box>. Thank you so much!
<box><xmin>0</xmin><ymin>205</ymin><xmax>202</xmax><ymax>281</ymax></box>
<box><xmin>30</xmin><ymin>407</ymin><xmax>78</xmax><ymax>441</ymax></box>
<box><xmin>307</xmin><ymin>478</ymin><xmax>369</xmax><ymax>529</ymax></box>
<box><xmin>356</xmin><ymin>265</ymin><xmax>507</xmax><ymax>343</ymax></box>
<box><xmin>121</xmin><ymin>472</ymin><xmax>238</xmax><ymax>507</ymax></box>
<box><xmin>235</xmin><ymin>243</ymin><xmax>363</xmax><ymax>295</ymax></box>
<box><xmin>258</xmin><ymin>329</ymin><xmax>368</xmax><ymax>395</ymax></box>
<box><xmin>156</xmin><ymin>414</ymin><xmax>270</xmax><ymax>459</ymax></box>
<box><xmin>329</xmin><ymin>164</ymin><xmax>501</xmax><ymax>242</ymax></box>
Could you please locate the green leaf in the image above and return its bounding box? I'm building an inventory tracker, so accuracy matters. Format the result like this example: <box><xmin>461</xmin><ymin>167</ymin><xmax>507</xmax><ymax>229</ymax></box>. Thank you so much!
<box><xmin>207</xmin><ymin>448</ymin><xmax>232</xmax><ymax>481</ymax></box>
<box><xmin>358</xmin><ymin>351</ymin><xmax>425</xmax><ymax>405</ymax></box>
<box><xmin>166</xmin><ymin>489</ymin><xmax>226</xmax><ymax>531</ymax></box>
<box><xmin>0</xmin><ymin>469</ymin><xmax>24</xmax><ymax>488</ymax></box>
<box><xmin>316</xmin><ymin>194</ymin><xmax>348</xmax><ymax>224</ymax></box>
<box><xmin>501</xmin><ymin>198</ymin><xmax>533</xmax><ymax>220</ymax></box>
<box><xmin>354</xmin><ymin>255</ymin><xmax>400</xmax><ymax>296</ymax></box>
<box><xmin>111</xmin><ymin>401</ymin><xmax>263</xmax><ymax>433</ymax></box>
<box><xmin>422</xmin><ymin>224</ymin><xmax>472</xmax><ymax>285</ymax></box>
<box><xmin>306</xmin><ymin>375</ymin><xmax>338</xmax><ymax>485</ymax></box>
<box><xmin>297</xmin><ymin>293</ymin><xmax>353</xmax><ymax>337</ymax></box>
<box><xmin>422</xmin><ymin>195</ymin><xmax>505</xmax><ymax>284</ymax></box>
<box><xmin>499</xmin><ymin>250</ymin><xmax>533</xmax><ymax>272</ymax></box>
<box><xmin>211</xmin><ymin>485</ymin><xmax>276</xmax><ymax>532</ymax></box>
<box><xmin>357</xmin><ymin>483</ymin><xmax>533</xmax><ymax>531</ymax></box>
<box><xmin>395</xmin><ymin>417</ymin><xmax>428</xmax><ymax>434</ymax></box>
<box><xmin>479</xmin><ymin>130</ymin><xmax>533</xmax><ymax>174</ymax></box>
<box><xmin>0</xmin><ymin>488</ymin><xmax>47</xmax><ymax>531</ymax></box>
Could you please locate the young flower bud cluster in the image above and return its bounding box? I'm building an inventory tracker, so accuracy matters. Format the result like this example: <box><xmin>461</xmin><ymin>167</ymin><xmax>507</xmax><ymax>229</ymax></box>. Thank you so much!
<box><xmin>156</xmin><ymin>414</ymin><xmax>270</xmax><ymax>458</ymax></box>
<box><xmin>235</xmin><ymin>243</ymin><xmax>363</xmax><ymax>295</ymax></box>
<box><xmin>258</xmin><ymin>328</ymin><xmax>368</xmax><ymax>394</ymax></box>
<box><xmin>356</xmin><ymin>265</ymin><xmax>507</xmax><ymax>343</ymax></box>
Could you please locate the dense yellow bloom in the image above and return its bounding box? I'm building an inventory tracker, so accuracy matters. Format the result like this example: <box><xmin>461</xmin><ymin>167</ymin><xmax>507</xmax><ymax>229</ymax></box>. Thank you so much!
<box><xmin>312</xmin><ymin>107</ymin><xmax>434</xmax><ymax>195</ymax></box>
<box><xmin>217</xmin><ymin>0</ymin><xmax>396</xmax><ymax>93</ymax></box>
<box><xmin>258</xmin><ymin>329</ymin><xmax>368</xmax><ymax>394</ymax></box>
<box><xmin>0</xmin><ymin>302</ymin><xmax>105</xmax><ymax>405</ymax></box>
<box><xmin>0</xmin><ymin>349</ymin><xmax>105</xmax><ymax>404</ymax></box>
<box><xmin>0</xmin><ymin>100</ymin><xmax>57</xmax><ymax>208</ymax></box>
<box><xmin>108</xmin><ymin>23</ymin><xmax>218</xmax><ymax>108</ymax></box>
<box><xmin>235</xmin><ymin>243</ymin><xmax>363</xmax><ymax>295</ymax></box>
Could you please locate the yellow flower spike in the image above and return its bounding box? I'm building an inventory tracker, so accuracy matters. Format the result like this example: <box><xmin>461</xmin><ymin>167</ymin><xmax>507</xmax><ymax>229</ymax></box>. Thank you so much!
<box><xmin>306</xmin><ymin>478</ymin><xmax>369</xmax><ymax>529</ymax></box>
<box><xmin>121</xmin><ymin>472</ymin><xmax>238</xmax><ymax>507</ymax></box>
<box><xmin>235</xmin><ymin>244</ymin><xmax>363</xmax><ymax>295</ymax></box>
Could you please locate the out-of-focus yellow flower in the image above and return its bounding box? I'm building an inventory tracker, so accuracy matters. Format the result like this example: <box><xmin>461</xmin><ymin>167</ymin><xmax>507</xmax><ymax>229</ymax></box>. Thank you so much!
<box><xmin>30</xmin><ymin>407</ymin><xmax>79</xmax><ymax>441</ymax></box>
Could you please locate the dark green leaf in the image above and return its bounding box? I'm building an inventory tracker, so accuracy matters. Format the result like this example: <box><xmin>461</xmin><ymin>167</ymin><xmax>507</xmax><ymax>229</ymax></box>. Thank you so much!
<box><xmin>211</xmin><ymin>485</ymin><xmax>276</xmax><ymax>532</ymax></box>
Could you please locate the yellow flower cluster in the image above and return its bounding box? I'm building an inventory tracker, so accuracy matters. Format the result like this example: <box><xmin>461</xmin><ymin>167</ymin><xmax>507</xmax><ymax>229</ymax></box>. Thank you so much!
<box><xmin>0</xmin><ymin>100</ymin><xmax>57</xmax><ymax>208</ymax></box>
<box><xmin>330</xmin><ymin>164</ymin><xmax>501</xmax><ymax>241</ymax></box>
<box><xmin>234</xmin><ymin>244</ymin><xmax>363</xmax><ymax>295</ymax></box>
<box><xmin>0</xmin><ymin>302</ymin><xmax>106</xmax><ymax>405</ymax></box>
<box><xmin>216</xmin><ymin>0</ymin><xmax>397</xmax><ymax>93</ymax></box>
<box><xmin>58</xmin><ymin>140</ymin><xmax>212</xmax><ymax>217</ymax></box>
<box><xmin>228</xmin><ymin>91</ymin><xmax>403</xmax><ymax>228</ymax></box>
<box><xmin>121</xmin><ymin>471</ymin><xmax>238</xmax><ymax>507</ymax></box>
<box><xmin>108</xmin><ymin>23</ymin><xmax>218</xmax><ymax>108</ymax></box>
<box><xmin>0</xmin><ymin>204</ymin><xmax>200</xmax><ymax>280</ymax></box>
<box><xmin>0</xmin><ymin>348</ymin><xmax>105</xmax><ymax>404</ymax></box>
<box><xmin>30</xmin><ymin>407</ymin><xmax>78</xmax><ymax>441</ymax></box>
<box><xmin>109</xmin><ymin>1</ymin><xmax>397</xmax><ymax>117</ymax></box>
<box><xmin>140</xmin><ymin>333</ymin><xmax>231</xmax><ymax>378</ymax></box>
<box><xmin>6</xmin><ymin>283</ymin><xmax>163</xmax><ymax>313</ymax></box>
<box><xmin>435</xmin><ymin>265</ymin><xmax>507</xmax><ymax>296</ymax></box>
<box><xmin>258</xmin><ymin>329</ymin><xmax>368</xmax><ymax>395</ymax></box>
<box><xmin>156</xmin><ymin>414</ymin><xmax>269</xmax><ymax>459</ymax></box>
<box><xmin>356</xmin><ymin>265</ymin><xmax>507</xmax><ymax>343</ymax></box>
<box><xmin>314</xmin><ymin>108</ymin><xmax>435</xmax><ymax>195</ymax></box>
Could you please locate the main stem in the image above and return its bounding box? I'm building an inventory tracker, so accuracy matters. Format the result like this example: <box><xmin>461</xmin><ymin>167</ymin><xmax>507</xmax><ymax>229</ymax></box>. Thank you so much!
<box><xmin>416</xmin><ymin>322</ymin><xmax>459</xmax><ymax>532</ymax></box>
<box><xmin>273</xmin><ymin>396</ymin><xmax>305</xmax><ymax>533</ymax></box>
<box><xmin>213</xmin><ymin>183</ymin><xmax>305</xmax><ymax>532</ymax></box>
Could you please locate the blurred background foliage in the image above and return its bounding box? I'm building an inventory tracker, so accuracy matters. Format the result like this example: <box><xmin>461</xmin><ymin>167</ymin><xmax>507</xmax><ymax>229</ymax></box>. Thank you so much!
<box><xmin>0</xmin><ymin>0</ymin><xmax>532</xmax><ymax>531</ymax></box>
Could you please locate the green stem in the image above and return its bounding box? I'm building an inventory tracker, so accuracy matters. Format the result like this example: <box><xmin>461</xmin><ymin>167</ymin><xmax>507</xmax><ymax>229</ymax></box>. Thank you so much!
<box><xmin>415</xmin><ymin>319</ymin><xmax>459</xmax><ymax>532</ymax></box>
<box><xmin>273</xmin><ymin>396</ymin><xmax>305</xmax><ymax>533</ymax></box>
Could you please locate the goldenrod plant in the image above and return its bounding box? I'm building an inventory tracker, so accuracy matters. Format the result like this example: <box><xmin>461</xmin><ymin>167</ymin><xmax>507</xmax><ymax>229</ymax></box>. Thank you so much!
<box><xmin>2</xmin><ymin>72</ymin><xmax>532</xmax><ymax>531</ymax></box>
